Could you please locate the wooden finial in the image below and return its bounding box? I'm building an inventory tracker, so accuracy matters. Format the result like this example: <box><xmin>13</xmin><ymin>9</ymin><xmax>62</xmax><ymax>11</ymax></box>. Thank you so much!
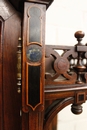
<box><xmin>74</xmin><ymin>31</ymin><xmax>85</xmax><ymax>43</ymax></box>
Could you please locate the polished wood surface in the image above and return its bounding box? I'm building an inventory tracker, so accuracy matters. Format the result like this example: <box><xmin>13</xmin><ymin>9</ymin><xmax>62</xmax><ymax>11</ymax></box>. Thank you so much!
<box><xmin>3</xmin><ymin>15</ymin><xmax>21</xmax><ymax>130</ymax></box>
<box><xmin>1</xmin><ymin>1</ymin><xmax>87</xmax><ymax>130</ymax></box>
<box><xmin>22</xmin><ymin>2</ymin><xmax>46</xmax><ymax>130</ymax></box>
<box><xmin>0</xmin><ymin>1</ymin><xmax>22</xmax><ymax>130</ymax></box>
<box><xmin>44</xmin><ymin>31</ymin><xmax>87</xmax><ymax>129</ymax></box>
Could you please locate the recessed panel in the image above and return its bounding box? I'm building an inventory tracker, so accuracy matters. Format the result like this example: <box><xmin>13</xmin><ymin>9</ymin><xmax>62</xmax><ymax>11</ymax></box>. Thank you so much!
<box><xmin>28</xmin><ymin>7</ymin><xmax>41</xmax><ymax>43</ymax></box>
<box><xmin>28</xmin><ymin>65</ymin><xmax>40</xmax><ymax>108</ymax></box>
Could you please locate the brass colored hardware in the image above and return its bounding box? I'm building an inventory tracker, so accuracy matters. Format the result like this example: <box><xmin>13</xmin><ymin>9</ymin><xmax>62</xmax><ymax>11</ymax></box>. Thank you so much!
<box><xmin>17</xmin><ymin>37</ymin><xmax>22</xmax><ymax>93</ymax></box>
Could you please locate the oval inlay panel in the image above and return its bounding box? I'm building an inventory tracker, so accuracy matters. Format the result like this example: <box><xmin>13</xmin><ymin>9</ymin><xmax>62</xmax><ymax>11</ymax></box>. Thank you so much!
<box><xmin>26</xmin><ymin>45</ymin><xmax>42</xmax><ymax>62</ymax></box>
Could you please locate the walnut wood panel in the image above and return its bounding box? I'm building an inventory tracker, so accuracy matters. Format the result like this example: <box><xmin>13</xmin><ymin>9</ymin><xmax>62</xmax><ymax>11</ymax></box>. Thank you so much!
<box><xmin>1</xmin><ymin>4</ymin><xmax>22</xmax><ymax>130</ymax></box>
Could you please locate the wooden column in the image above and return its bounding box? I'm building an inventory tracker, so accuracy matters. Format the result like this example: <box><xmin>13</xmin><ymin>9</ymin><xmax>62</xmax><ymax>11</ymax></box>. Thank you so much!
<box><xmin>22</xmin><ymin>2</ymin><xmax>46</xmax><ymax>130</ymax></box>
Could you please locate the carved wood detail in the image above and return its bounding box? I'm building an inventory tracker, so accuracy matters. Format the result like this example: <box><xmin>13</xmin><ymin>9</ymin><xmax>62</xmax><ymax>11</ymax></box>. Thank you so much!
<box><xmin>45</xmin><ymin>31</ymin><xmax>87</xmax><ymax>86</ymax></box>
<box><xmin>22</xmin><ymin>2</ymin><xmax>45</xmax><ymax>112</ymax></box>
<box><xmin>44</xmin><ymin>31</ymin><xmax>87</xmax><ymax>128</ymax></box>
<box><xmin>1</xmin><ymin>1</ymin><xmax>87</xmax><ymax>130</ymax></box>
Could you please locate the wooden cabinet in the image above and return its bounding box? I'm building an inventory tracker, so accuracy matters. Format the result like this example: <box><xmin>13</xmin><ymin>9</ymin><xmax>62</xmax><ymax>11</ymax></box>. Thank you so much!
<box><xmin>0</xmin><ymin>0</ymin><xmax>87</xmax><ymax>130</ymax></box>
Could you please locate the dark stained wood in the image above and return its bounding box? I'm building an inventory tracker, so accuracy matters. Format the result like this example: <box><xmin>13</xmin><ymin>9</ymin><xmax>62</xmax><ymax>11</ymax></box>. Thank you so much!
<box><xmin>0</xmin><ymin>18</ymin><xmax>3</xmax><ymax>130</ymax></box>
<box><xmin>45</xmin><ymin>31</ymin><xmax>87</xmax><ymax>85</ymax></box>
<box><xmin>3</xmin><ymin>13</ymin><xmax>22</xmax><ymax>130</ymax></box>
<box><xmin>28</xmin><ymin>112</ymin><xmax>44</xmax><ymax>130</ymax></box>
<box><xmin>45</xmin><ymin>100</ymin><xmax>57</xmax><ymax>130</ymax></box>
<box><xmin>48</xmin><ymin>116</ymin><xmax>57</xmax><ymax>130</ymax></box>
<box><xmin>44</xmin><ymin>31</ymin><xmax>87</xmax><ymax>128</ymax></box>
<box><xmin>0</xmin><ymin>0</ymin><xmax>16</xmax><ymax>20</ymax></box>
<box><xmin>44</xmin><ymin>97</ymin><xmax>74</xmax><ymax>130</ymax></box>
<box><xmin>0</xmin><ymin>1</ymin><xmax>22</xmax><ymax>130</ymax></box>
<box><xmin>1</xmin><ymin>1</ymin><xmax>87</xmax><ymax>130</ymax></box>
<box><xmin>22</xmin><ymin>2</ymin><xmax>46</xmax><ymax>130</ymax></box>
<box><xmin>9</xmin><ymin>0</ymin><xmax>54</xmax><ymax>12</ymax></box>
<box><xmin>22</xmin><ymin>112</ymin><xmax>29</xmax><ymax>130</ymax></box>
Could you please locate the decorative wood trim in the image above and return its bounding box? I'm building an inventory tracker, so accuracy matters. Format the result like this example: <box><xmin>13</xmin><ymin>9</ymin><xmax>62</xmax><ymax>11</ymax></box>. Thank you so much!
<box><xmin>27</xmin><ymin>5</ymin><xmax>42</xmax><ymax>45</ymax></box>
<box><xmin>26</xmin><ymin>62</ymin><xmax>43</xmax><ymax>111</ymax></box>
<box><xmin>22</xmin><ymin>2</ymin><xmax>46</xmax><ymax>113</ymax></box>
<box><xmin>44</xmin><ymin>97</ymin><xmax>74</xmax><ymax>130</ymax></box>
<box><xmin>75</xmin><ymin>91</ymin><xmax>86</xmax><ymax>104</ymax></box>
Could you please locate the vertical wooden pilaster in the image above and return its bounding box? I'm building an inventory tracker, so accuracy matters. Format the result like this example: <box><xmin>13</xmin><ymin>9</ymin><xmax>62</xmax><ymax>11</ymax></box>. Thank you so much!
<box><xmin>22</xmin><ymin>2</ymin><xmax>46</xmax><ymax>130</ymax></box>
<box><xmin>0</xmin><ymin>18</ymin><xmax>3</xmax><ymax>130</ymax></box>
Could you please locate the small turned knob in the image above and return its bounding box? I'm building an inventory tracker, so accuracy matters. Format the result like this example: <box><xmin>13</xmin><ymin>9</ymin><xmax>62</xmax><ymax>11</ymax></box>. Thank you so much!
<box><xmin>74</xmin><ymin>31</ymin><xmax>85</xmax><ymax>42</ymax></box>
<box><xmin>71</xmin><ymin>104</ymin><xmax>83</xmax><ymax>114</ymax></box>
<box><xmin>74</xmin><ymin>31</ymin><xmax>85</xmax><ymax>39</ymax></box>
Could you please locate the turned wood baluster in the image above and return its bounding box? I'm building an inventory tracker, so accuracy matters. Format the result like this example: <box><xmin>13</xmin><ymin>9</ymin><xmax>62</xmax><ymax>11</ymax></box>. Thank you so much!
<box><xmin>74</xmin><ymin>31</ymin><xmax>86</xmax><ymax>84</ymax></box>
<box><xmin>71</xmin><ymin>31</ymin><xmax>87</xmax><ymax>114</ymax></box>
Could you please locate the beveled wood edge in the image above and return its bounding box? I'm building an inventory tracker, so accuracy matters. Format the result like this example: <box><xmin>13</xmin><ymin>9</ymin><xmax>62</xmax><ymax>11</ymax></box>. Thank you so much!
<box><xmin>45</xmin><ymin>84</ymin><xmax>87</xmax><ymax>92</ymax></box>
<box><xmin>9</xmin><ymin>0</ymin><xmax>54</xmax><ymax>13</ymax></box>
<box><xmin>26</xmin><ymin>0</ymin><xmax>54</xmax><ymax>9</ymax></box>
<box><xmin>45</xmin><ymin>84</ymin><xmax>87</xmax><ymax>100</ymax></box>
<box><xmin>0</xmin><ymin>0</ymin><xmax>16</xmax><ymax>20</ymax></box>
